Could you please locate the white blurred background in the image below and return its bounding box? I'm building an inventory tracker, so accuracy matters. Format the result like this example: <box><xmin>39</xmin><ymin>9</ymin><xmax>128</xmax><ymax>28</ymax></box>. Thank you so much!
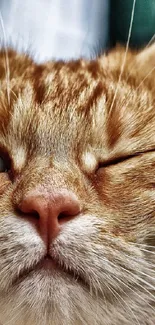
<box><xmin>0</xmin><ymin>0</ymin><xmax>109</xmax><ymax>62</ymax></box>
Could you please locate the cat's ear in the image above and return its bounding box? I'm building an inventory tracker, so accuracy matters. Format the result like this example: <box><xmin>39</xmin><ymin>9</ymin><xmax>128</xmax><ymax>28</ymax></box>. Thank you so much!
<box><xmin>135</xmin><ymin>43</ymin><xmax>155</xmax><ymax>73</ymax></box>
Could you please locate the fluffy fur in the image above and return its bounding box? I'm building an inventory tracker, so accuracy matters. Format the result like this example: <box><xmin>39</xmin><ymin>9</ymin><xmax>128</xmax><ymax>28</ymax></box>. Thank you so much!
<box><xmin>0</xmin><ymin>44</ymin><xmax>155</xmax><ymax>325</ymax></box>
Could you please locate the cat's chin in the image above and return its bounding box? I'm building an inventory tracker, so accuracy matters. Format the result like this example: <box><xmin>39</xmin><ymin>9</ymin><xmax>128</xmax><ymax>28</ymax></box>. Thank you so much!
<box><xmin>0</xmin><ymin>266</ymin><xmax>97</xmax><ymax>325</ymax></box>
<box><xmin>12</xmin><ymin>254</ymin><xmax>87</xmax><ymax>291</ymax></box>
<box><xmin>0</xmin><ymin>275</ymin><xmax>104</xmax><ymax>325</ymax></box>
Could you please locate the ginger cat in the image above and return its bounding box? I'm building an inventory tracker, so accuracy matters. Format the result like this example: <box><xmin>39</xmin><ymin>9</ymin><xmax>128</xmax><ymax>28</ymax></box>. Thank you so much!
<box><xmin>0</xmin><ymin>43</ymin><xmax>155</xmax><ymax>325</ymax></box>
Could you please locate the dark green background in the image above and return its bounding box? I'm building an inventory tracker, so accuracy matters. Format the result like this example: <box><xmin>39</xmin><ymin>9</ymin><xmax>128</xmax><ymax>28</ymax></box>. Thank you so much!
<box><xmin>110</xmin><ymin>0</ymin><xmax>155</xmax><ymax>47</ymax></box>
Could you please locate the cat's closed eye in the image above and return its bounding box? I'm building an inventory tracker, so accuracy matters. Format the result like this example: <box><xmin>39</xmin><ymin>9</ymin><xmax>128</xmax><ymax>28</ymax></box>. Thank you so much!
<box><xmin>97</xmin><ymin>154</ymin><xmax>135</xmax><ymax>169</ymax></box>
<box><xmin>97</xmin><ymin>149</ymin><xmax>155</xmax><ymax>170</ymax></box>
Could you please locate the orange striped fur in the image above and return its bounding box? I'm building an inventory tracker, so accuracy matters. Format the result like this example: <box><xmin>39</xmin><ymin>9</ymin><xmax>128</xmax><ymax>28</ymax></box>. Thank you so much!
<box><xmin>0</xmin><ymin>44</ymin><xmax>155</xmax><ymax>325</ymax></box>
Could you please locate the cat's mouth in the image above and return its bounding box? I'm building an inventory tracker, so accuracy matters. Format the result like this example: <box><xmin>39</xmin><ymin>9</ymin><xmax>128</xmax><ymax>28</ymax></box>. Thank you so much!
<box><xmin>12</xmin><ymin>254</ymin><xmax>86</xmax><ymax>287</ymax></box>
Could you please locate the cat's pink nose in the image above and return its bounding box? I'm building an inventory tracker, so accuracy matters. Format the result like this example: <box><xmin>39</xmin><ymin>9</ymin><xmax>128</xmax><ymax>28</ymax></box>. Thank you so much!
<box><xmin>19</xmin><ymin>190</ymin><xmax>80</xmax><ymax>243</ymax></box>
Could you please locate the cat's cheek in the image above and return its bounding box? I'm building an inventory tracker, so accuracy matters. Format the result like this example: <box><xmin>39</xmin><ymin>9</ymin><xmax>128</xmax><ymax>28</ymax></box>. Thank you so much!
<box><xmin>0</xmin><ymin>173</ymin><xmax>11</xmax><ymax>195</ymax></box>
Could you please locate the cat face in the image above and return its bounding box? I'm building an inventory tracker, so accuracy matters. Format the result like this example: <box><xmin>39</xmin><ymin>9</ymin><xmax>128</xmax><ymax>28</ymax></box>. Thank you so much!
<box><xmin>0</xmin><ymin>45</ymin><xmax>155</xmax><ymax>325</ymax></box>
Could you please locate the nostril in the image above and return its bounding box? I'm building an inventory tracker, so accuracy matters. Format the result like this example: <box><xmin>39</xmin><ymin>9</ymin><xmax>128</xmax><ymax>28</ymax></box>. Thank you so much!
<box><xmin>30</xmin><ymin>210</ymin><xmax>40</xmax><ymax>219</ymax></box>
<box><xmin>58</xmin><ymin>211</ymin><xmax>77</xmax><ymax>224</ymax></box>
<box><xmin>16</xmin><ymin>206</ymin><xmax>40</xmax><ymax>220</ymax></box>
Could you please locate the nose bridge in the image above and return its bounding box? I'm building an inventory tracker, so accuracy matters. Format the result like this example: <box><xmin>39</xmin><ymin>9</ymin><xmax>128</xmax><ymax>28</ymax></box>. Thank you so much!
<box><xmin>13</xmin><ymin>160</ymin><xmax>81</xmax><ymax>207</ymax></box>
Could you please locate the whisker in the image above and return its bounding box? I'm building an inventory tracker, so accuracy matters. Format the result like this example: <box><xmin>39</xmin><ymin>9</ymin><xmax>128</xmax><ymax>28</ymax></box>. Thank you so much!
<box><xmin>0</xmin><ymin>11</ymin><xmax>10</xmax><ymax>106</ymax></box>
<box><xmin>136</xmin><ymin>66</ymin><xmax>155</xmax><ymax>90</ymax></box>
<box><xmin>115</xmin><ymin>267</ymin><xmax>155</xmax><ymax>301</ymax></box>
<box><xmin>120</xmin><ymin>266</ymin><xmax>155</xmax><ymax>303</ymax></box>
<box><xmin>135</xmin><ymin>248</ymin><xmax>155</xmax><ymax>255</ymax></box>
<box><xmin>104</xmin><ymin>275</ymin><xmax>141</xmax><ymax>325</ymax></box>
<box><xmin>145</xmin><ymin>34</ymin><xmax>155</xmax><ymax>48</ymax></box>
<box><xmin>124</xmin><ymin>256</ymin><xmax>155</xmax><ymax>273</ymax></box>
<box><xmin>98</xmin><ymin>272</ymin><xmax>134</xmax><ymax>323</ymax></box>
<box><xmin>119</xmin><ymin>263</ymin><xmax>155</xmax><ymax>291</ymax></box>
<box><xmin>111</xmin><ymin>269</ymin><xmax>155</xmax><ymax>315</ymax></box>
<box><xmin>108</xmin><ymin>0</ymin><xmax>136</xmax><ymax>116</ymax></box>
<box><xmin>130</xmin><ymin>243</ymin><xmax>155</xmax><ymax>248</ymax></box>
<box><xmin>131</xmin><ymin>268</ymin><xmax>155</xmax><ymax>283</ymax></box>
<box><xmin>122</xmin><ymin>53</ymin><xmax>155</xmax><ymax>108</ymax></box>
<box><xmin>105</xmin><ymin>258</ymin><xmax>155</xmax><ymax>305</ymax></box>
<box><xmin>10</xmin><ymin>89</ymin><xmax>18</xmax><ymax>101</ymax></box>
<box><xmin>86</xmin><ymin>252</ymin><xmax>155</xmax><ymax>318</ymax></box>
<box><xmin>125</xmin><ymin>35</ymin><xmax>155</xmax><ymax>83</ymax></box>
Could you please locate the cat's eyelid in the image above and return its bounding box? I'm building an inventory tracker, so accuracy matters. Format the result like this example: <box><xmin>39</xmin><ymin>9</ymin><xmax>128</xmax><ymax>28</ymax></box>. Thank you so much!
<box><xmin>98</xmin><ymin>154</ymin><xmax>137</xmax><ymax>168</ymax></box>
<box><xmin>98</xmin><ymin>148</ymin><xmax>155</xmax><ymax>169</ymax></box>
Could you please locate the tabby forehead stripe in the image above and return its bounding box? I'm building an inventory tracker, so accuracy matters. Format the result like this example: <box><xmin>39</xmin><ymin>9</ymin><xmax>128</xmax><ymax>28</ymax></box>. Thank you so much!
<box><xmin>32</xmin><ymin>64</ymin><xmax>46</xmax><ymax>105</ymax></box>
<box><xmin>84</xmin><ymin>82</ymin><xmax>105</xmax><ymax>114</ymax></box>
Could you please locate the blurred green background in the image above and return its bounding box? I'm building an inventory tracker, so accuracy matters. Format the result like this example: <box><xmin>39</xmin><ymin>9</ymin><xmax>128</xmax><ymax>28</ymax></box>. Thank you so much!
<box><xmin>110</xmin><ymin>0</ymin><xmax>155</xmax><ymax>48</ymax></box>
